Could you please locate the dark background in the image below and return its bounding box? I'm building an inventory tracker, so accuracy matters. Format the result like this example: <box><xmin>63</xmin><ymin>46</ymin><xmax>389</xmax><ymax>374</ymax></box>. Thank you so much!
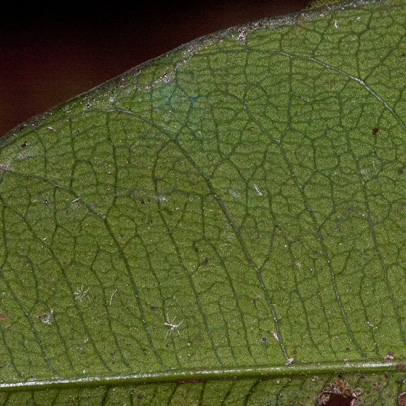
<box><xmin>0</xmin><ymin>1</ymin><xmax>312</xmax><ymax>137</ymax></box>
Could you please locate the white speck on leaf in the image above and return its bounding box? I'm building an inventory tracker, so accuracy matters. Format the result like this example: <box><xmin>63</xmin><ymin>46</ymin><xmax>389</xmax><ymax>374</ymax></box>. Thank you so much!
<box><xmin>164</xmin><ymin>314</ymin><xmax>184</xmax><ymax>339</ymax></box>
<box><xmin>254</xmin><ymin>184</ymin><xmax>263</xmax><ymax>196</ymax></box>
<box><xmin>155</xmin><ymin>195</ymin><xmax>168</xmax><ymax>202</ymax></box>
<box><xmin>236</xmin><ymin>28</ymin><xmax>247</xmax><ymax>45</ymax></box>
<box><xmin>384</xmin><ymin>350</ymin><xmax>394</xmax><ymax>361</ymax></box>
<box><xmin>230</xmin><ymin>189</ymin><xmax>241</xmax><ymax>200</ymax></box>
<box><xmin>39</xmin><ymin>309</ymin><xmax>53</xmax><ymax>325</ymax></box>
<box><xmin>74</xmin><ymin>286</ymin><xmax>90</xmax><ymax>303</ymax></box>
<box><xmin>110</xmin><ymin>289</ymin><xmax>118</xmax><ymax>306</ymax></box>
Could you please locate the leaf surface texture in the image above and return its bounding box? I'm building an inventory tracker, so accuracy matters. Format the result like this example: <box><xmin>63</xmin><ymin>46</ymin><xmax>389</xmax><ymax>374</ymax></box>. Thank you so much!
<box><xmin>1</xmin><ymin>0</ymin><xmax>406</xmax><ymax>404</ymax></box>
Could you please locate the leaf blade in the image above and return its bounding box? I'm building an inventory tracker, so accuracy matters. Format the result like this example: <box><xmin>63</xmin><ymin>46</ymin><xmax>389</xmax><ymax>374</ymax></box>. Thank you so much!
<box><xmin>1</xmin><ymin>0</ymin><xmax>406</xmax><ymax>404</ymax></box>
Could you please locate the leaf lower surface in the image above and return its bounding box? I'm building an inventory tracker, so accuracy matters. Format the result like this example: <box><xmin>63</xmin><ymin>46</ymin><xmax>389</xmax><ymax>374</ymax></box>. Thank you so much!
<box><xmin>1</xmin><ymin>0</ymin><xmax>406</xmax><ymax>404</ymax></box>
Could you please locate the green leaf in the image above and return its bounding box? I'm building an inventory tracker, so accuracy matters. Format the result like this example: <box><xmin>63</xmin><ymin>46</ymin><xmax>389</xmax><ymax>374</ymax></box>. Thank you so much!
<box><xmin>1</xmin><ymin>0</ymin><xmax>406</xmax><ymax>404</ymax></box>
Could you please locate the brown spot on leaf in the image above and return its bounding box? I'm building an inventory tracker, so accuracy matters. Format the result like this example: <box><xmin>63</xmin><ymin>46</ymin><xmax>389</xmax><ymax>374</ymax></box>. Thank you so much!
<box><xmin>0</xmin><ymin>314</ymin><xmax>8</xmax><ymax>322</ymax></box>
<box><xmin>315</xmin><ymin>379</ymin><xmax>359</xmax><ymax>406</ymax></box>
<box><xmin>372</xmin><ymin>127</ymin><xmax>379</xmax><ymax>134</ymax></box>
<box><xmin>327</xmin><ymin>394</ymin><xmax>353</xmax><ymax>406</ymax></box>
<box><xmin>316</xmin><ymin>393</ymin><xmax>354</xmax><ymax>406</ymax></box>
<box><xmin>399</xmin><ymin>392</ymin><xmax>406</xmax><ymax>405</ymax></box>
